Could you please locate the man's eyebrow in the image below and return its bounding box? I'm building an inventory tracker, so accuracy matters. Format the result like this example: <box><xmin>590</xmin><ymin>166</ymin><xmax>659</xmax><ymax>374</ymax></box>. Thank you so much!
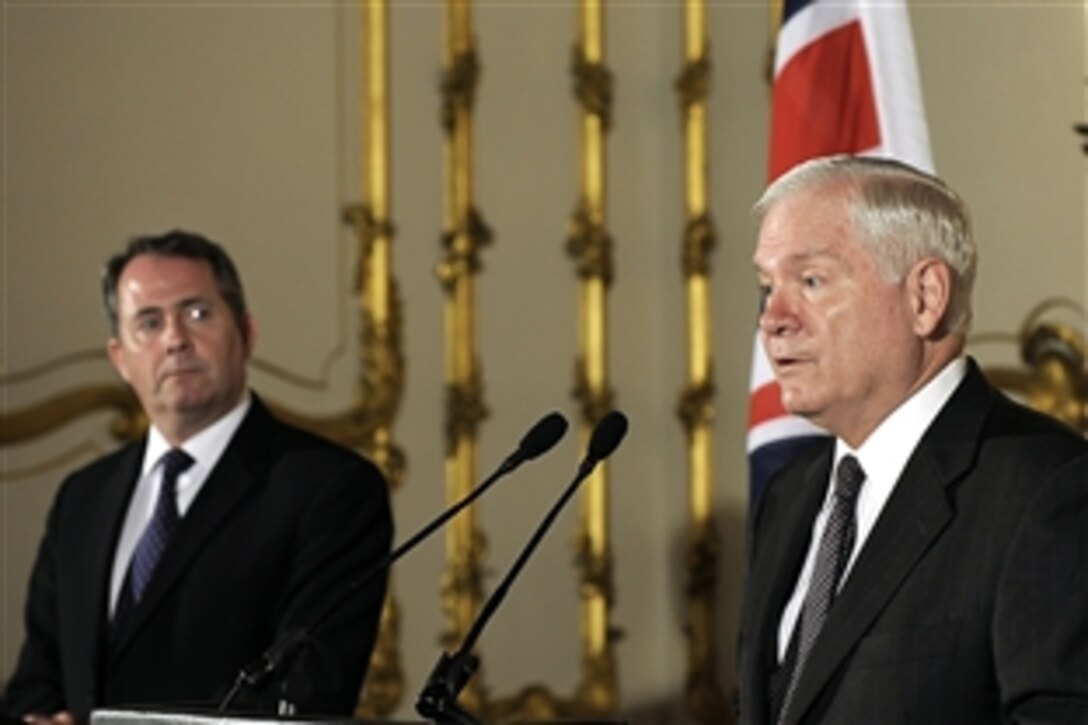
<box><xmin>753</xmin><ymin>248</ymin><xmax>840</xmax><ymax>271</ymax></box>
<box><xmin>131</xmin><ymin>296</ymin><xmax>208</xmax><ymax>317</ymax></box>
<box><xmin>132</xmin><ymin>305</ymin><xmax>163</xmax><ymax>318</ymax></box>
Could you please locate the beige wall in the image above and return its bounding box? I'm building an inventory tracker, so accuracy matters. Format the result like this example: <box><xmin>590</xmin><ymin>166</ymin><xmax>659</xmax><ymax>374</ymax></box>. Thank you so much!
<box><xmin>1</xmin><ymin>2</ymin><xmax>1083</xmax><ymax>721</ymax></box>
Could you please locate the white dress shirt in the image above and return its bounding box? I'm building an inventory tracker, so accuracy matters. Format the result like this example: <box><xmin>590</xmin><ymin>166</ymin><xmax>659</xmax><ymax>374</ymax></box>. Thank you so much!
<box><xmin>776</xmin><ymin>358</ymin><xmax>966</xmax><ymax>660</ymax></box>
<box><xmin>108</xmin><ymin>395</ymin><xmax>251</xmax><ymax>615</ymax></box>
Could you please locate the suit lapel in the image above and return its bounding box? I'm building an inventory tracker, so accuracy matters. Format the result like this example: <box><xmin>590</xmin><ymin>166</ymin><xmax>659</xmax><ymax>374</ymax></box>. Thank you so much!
<box><xmin>61</xmin><ymin>442</ymin><xmax>144</xmax><ymax>692</ymax></box>
<box><xmin>786</xmin><ymin>363</ymin><xmax>996</xmax><ymax>722</ymax></box>
<box><xmin>110</xmin><ymin>399</ymin><xmax>275</xmax><ymax>654</ymax></box>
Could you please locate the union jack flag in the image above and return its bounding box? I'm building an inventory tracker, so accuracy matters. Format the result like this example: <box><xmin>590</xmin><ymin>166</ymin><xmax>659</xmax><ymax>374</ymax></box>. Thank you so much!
<box><xmin>747</xmin><ymin>0</ymin><xmax>934</xmax><ymax>506</ymax></box>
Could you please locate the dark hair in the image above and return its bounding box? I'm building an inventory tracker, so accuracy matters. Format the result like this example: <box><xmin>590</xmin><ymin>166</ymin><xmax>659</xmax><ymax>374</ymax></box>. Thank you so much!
<box><xmin>102</xmin><ymin>230</ymin><xmax>249</xmax><ymax>336</ymax></box>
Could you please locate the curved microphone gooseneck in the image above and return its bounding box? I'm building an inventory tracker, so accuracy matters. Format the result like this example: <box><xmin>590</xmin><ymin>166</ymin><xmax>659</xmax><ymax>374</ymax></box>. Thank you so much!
<box><xmin>217</xmin><ymin>411</ymin><xmax>569</xmax><ymax>714</ymax></box>
<box><xmin>415</xmin><ymin>410</ymin><xmax>629</xmax><ymax>724</ymax></box>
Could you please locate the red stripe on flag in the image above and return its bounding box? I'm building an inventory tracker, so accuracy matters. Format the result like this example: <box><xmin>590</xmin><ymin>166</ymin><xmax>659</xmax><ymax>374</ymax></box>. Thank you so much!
<box><xmin>748</xmin><ymin>381</ymin><xmax>788</xmax><ymax>429</ymax></box>
<box><xmin>768</xmin><ymin>19</ymin><xmax>880</xmax><ymax>181</ymax></box>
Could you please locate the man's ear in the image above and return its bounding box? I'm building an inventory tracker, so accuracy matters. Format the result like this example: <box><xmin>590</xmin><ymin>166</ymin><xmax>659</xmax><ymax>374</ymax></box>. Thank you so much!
<box><xmin>908</xmin><ymin>258</ymin><xmax>952</xmax><ymax>337</ymax></box>
<box><xmin>241</xmin><ymin>313</ymin><xmax>257</xmax><ymax>354</ymax></box>
<box><xmin>107</xmin><ymin>336</ymin><xmax>131</xmax><ymax>383</ymax></box>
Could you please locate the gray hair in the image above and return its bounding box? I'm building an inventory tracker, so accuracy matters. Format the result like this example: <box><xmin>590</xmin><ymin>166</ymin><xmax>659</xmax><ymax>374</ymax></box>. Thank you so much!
<box><xmin>754</xmin><ymin>155</ymin><xmax>977</xmax><ymax>335</ymax></box>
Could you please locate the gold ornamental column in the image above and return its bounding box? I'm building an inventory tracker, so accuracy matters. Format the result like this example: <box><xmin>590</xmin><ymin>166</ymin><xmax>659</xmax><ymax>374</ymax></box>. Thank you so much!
<box><xmin>350</xmin><ymin>0</ymin><xmax>407</xmax><ymax>717</ymax></box>
<box><xmin>674</xmin><ymin>0</ymin><xmax>726</xmax><ymax>722</ymax></box>
<box><xmin>567</xmin><ymin>0</ymin><xmax>618</xmax><ymax>714</ymax></box>
<box><xmin>436</xmin><ymin>0</ymin><xmax>491</xmax><ymax>715</ymax></box>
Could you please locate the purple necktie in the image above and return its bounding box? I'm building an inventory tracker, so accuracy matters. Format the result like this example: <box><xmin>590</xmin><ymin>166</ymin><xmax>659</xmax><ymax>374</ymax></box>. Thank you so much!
<box><xmin>112</xmin><ymin>448</ymin><xmax>194</xmax><ymax>637</ymax></box>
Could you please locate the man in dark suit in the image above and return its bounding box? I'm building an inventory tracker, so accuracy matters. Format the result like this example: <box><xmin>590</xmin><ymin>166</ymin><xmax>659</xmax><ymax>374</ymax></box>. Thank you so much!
<box><xmin>739</xmin><ymin>156</ymin><xmax>1088</xmax><ymax>724</ymax></box>
<box><xmin>2</xmin><ymin>231</ymin><xmax>393</xmax><ymax>723</ymax></box>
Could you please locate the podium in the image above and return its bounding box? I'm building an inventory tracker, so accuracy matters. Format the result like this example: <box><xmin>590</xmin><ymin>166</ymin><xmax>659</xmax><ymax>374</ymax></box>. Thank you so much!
<box><xmin>91</xmin><ymin>710</ymin><xmax>359</xmax><ymax>725</ymax></box>
<box><xmin>91</xmin><ymin>711</ymin><xmax>626</xmax><ymax>725</ymax></box>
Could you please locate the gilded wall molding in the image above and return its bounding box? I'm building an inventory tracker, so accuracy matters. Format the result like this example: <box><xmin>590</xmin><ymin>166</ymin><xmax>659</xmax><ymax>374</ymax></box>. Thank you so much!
<box><xmin>437</xmin><ymin>0</ymin><xmax>492</xmax><ymax>715</ymax></box>
<box><xmin>675</xmin><ymin>1</ymin><xmax>728</xmax><ymax>721</ymax></box>
<box><xmin>978</xmin><ymin>298</ymin><xmax>1087</xmax><ymax>433</ymax></box>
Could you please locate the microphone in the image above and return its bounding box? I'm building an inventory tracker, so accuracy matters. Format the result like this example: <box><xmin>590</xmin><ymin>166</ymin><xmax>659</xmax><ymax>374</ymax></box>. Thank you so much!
<box><xmin>217</xmin><ymin>411</ymin><xmax>569</xmax><ymax>713</ymax></box>
<box><xmin>415</xmin><ymin>410</ymin><xmax>629</xmax><ymax>724</ymax></box>
<box><xmin>578</xmin><ymin>408</ymin><xmax>629</xmax><ymax>475</ymax></box>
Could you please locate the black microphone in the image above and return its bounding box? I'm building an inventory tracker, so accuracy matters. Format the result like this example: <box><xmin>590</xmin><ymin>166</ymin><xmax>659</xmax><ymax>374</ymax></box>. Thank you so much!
<box><xmin>218</xmin><ymin>411</ymin><xmax>569</xmax><ymax>713</ymax></box>
<box><xmin>579</xmin><ymin>408</ymin><xmax>629</xmax><ymax>474</ymax></box>
<box><xmin>415</xmin><ymin>410</ymin><xmax>629</xmax><ymax>724</ymax></box>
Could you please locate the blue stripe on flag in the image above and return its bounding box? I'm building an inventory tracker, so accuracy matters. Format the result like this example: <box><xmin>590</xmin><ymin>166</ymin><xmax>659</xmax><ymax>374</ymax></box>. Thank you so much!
<box><xmin>749</xmin><ymin>435</ymin><xmax>827</xmax><ymax>511</ymax></box>
<box><xmin>783</xmin><ymin>0</ymin><xmax>815</xmax><ymax>25</ymax></box>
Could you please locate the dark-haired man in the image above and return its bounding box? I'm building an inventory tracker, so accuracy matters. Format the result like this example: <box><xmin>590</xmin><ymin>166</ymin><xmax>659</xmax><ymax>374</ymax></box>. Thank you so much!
<box><xmin>3</xmin><ymin>231</ymin><xmax>392</xmax><ymax>723</ymax></box>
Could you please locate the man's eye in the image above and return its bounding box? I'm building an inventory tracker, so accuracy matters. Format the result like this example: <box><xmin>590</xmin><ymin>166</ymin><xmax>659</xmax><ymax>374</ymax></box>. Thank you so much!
<box><xmin>802</xmin><ymin>275</ymin><xmax>822</xmax><ymax>288</ymax></box>
<box><xmin>757</xmin><ymin>284</ymin><xmax>772</xmax><ymax>313</ymax></box>
<box><xmin>136</xmin><ymin>316</ymin><xmax>163</xmax><ymax>333</ymax></box>
<box><xmin>186</xmin><ymin>305</ymin><xmax>212</xmax><ymax>322</ymax></box>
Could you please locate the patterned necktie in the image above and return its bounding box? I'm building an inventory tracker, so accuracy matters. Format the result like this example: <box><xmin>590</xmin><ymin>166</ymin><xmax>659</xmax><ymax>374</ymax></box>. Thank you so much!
<box><xmin>112</xmin><ymin>448</ymin><xmax>194</xmax><ymax>636</ymax></box>
<box><xmin>777</xmin><ymin>454</ymin><xmax>866</xmax><ymax>724</ymax></box>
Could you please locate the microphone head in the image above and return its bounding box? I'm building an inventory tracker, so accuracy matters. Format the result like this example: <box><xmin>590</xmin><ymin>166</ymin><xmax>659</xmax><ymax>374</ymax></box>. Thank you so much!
<box><xmin>517</xmin><ymin>411</ymin><xmax>569</xmax><ymax>462</ymax></box>
<box><xmin>587</xmin><ymin>410</ymin><xmax>628</xmax><ymax>464</ymax></box>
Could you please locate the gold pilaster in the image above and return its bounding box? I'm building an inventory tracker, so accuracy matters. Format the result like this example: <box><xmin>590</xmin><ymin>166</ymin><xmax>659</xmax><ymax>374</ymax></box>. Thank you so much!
<box><xmin>569</xmin><ymin>0</ymin><xmax>617</xmax><ymax>714</ymax></box>
<box><xmin>675</xmin><ymin>0</ymin><xmax>726</xmax><ymax>721</ymax></box>
<box><xmin>436</xmin><ymin>0</ymin><xmax>491</xmax><ymax>715</ymax></box>
<box><xmin>350</xmin><ymin>0</ymin><xmax>406</xmax><ymax>717</ymax></box>
<box><xmin>490</xmin><ymin>3</ymin><xmax>619</xmax><ymax>718</ymax></box>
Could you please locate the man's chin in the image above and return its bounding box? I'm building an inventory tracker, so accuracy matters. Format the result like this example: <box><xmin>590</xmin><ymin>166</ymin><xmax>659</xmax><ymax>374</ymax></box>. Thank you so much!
<box><xmin>156</xmin><ymin>394</ymin><xmax>214</xmax><ymax>418</ymax></box>
<box><xmin>779</xmin><ymin>392</ymin><xmax>818</xmax><ymax>420</ymax></box>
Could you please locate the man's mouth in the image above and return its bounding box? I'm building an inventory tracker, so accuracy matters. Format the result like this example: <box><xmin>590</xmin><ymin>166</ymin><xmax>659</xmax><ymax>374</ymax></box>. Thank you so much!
<box><xmin>773</xmin><ymin>355</ymin><xmax>809</xmax><ymax>371</ymax></box>
<box><xmin>160</xmin><ymin>365</ymin><xmax>204</xmax><ymax>382</ymax></box>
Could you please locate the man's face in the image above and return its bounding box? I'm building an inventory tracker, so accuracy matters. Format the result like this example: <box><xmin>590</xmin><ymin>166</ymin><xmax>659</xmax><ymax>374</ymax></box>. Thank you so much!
<box><xmin>107</xmin><ymin>254</ymin><xmax>254</xmax><ymax>443</ymax></box>
<box><xmin>753</xmin><ymin>187</ymin><xmax>921</xmax><ymax>445</ymax></box>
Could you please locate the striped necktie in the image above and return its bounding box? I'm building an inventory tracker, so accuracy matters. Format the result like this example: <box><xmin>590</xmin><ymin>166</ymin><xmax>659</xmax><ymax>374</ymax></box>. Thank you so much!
<box><xmin>112</xmin><ymin>448</ymin><xmax>194</xmax><ymax>637</ymax></box>
<box><xmin>777</xmin><ymin>454</ymin><xmax>866</xmax><ymax>723</ymax></box>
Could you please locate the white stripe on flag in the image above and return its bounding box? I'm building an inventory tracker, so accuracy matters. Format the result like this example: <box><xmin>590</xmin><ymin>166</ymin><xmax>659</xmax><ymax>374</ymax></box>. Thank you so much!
<box><xmin>748</xmin><ymin>0</ymin><xmax>932</xmax><ymax>501</ymax></box>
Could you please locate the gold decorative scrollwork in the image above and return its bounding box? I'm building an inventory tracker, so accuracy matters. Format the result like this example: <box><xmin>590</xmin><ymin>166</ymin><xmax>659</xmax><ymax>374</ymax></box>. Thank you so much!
<box><xmin>677</xmin><ymin>380</ymin><xmax>716</xmax><ymax>430</ymax></box>
<box><xmin>675</xmin><ymin>56</ymin><xmax>710</xmax><ymax>111</ymax></box>
<box><xmin>682</xmin><ymin>213</ymin><xmax>717</xmax><ymax>278</ymax></box>
<box><xmin>0</xmin><ymin>384</ymin><xmax>144</xmax><ymax>447</ymax></box>
<box><xmin>571</xmin><ymin>46</ymin><xmax>613</xmax><ymax>131</ymax></box>
<box><xmin>437</xmin><ymin>206</ymin><xmax>493</xmax><ymax>288</ymax></box>
<box><xmin>566</xmin><ymin>201</ymin><xmax>615</xmax><ymax>286</ymax></box>
<box><xmin>445</xmin><ymin>375</ymin><xmax>490</xmax><ymax>457</ymax></box>
<box><xmin>979</xmin><ymin>298</ymin><xmax>1087</xmax><ymax>432</ymax></box>
<box><xmin>441</xmin><ymin>48</ymin><xmax>481</xmax><ymax>133</ymax></box>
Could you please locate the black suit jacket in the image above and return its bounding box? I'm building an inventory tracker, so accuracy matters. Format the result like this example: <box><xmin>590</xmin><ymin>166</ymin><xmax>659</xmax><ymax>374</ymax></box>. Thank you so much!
<box><xmin>3</xmin><ymin>395</ymin><xmax>393</xmax><ymax>722</ymax></box>
<box><xmin>738</xmin><ymin>360</ymin><xmax>1088</xmax><ymax>724</ymax></box>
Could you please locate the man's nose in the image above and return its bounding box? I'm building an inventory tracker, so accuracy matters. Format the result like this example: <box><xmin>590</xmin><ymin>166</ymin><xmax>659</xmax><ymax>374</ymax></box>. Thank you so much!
<box><xmin>759</xmin><ymin>289</ymin><xmax>799</xmax><ymax>336</ymax></box>
<box><xmin>162</xmin><ymin>312</ymin><xmax>193</xmax><ymax>351</ymax></box>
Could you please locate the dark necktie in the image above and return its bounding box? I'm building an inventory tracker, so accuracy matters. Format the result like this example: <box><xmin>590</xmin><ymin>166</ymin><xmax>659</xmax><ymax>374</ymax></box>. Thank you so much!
<box><xmin>776</xmin><ymin>454</ymin><xmax>866</xmax><ymax>724</ymax></box>
<box><xmin>112</xmin><ymin>448</ymin><xmax>194</xmax><ymax>636</ymax></box>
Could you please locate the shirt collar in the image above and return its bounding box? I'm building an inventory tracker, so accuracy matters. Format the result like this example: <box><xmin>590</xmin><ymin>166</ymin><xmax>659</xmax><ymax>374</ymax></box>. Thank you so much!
<box><xmin>834</xmin><ymin>357</ymin><xmax>967</xmax><ymax>489</ymax></box>
<box><xmin>142</xmin><ymin>392</ymin><xmax>252</xmax><ymax>477</ymax></box>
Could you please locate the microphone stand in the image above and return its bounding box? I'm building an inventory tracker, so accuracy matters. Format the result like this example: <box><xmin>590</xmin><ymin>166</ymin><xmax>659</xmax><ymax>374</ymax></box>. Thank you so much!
<box><xmin>416</xmin><ymin>412</ymin><xmax>628</xmax><ymax>723</ymax></box>
<box><xmin>218</xmin><ymin>412</ymin><xmax>568</xmax><ymax>714</ymax></box>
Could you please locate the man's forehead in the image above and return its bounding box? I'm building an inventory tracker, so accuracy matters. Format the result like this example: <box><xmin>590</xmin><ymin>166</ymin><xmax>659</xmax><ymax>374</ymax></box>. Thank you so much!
<box><xmin>753</xmin><ymin>245</ymin><xmax>846</xmax><ymax>273</ymax></box>
<box><xmin>116</xmin><ymin>260</ymin><xmax>219</xmax><ymax>313</ymax></box>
